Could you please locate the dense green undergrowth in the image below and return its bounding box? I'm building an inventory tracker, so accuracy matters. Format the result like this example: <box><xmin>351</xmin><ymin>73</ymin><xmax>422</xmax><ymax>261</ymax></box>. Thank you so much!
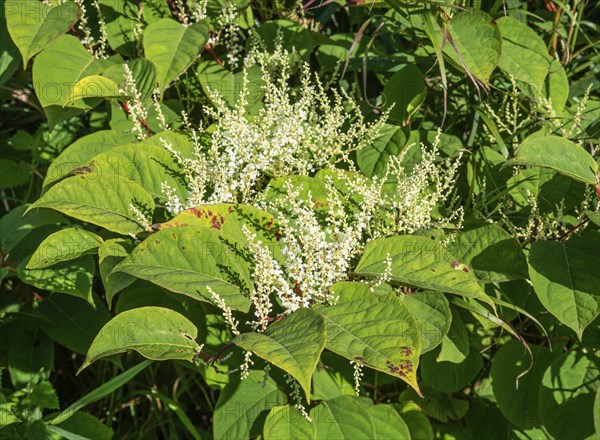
<box><xmin>0</xmin><ymin>0</ymin><xmax>599</xmax><ymax>438</ymax></box>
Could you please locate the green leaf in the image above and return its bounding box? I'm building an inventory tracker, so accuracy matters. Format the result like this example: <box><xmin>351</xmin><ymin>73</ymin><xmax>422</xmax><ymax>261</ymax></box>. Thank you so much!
<box><xmin>357</xmin><ymin>124</ymin><xmax>408</xmax><ymax>177</ymax></box>
<box><xmin>544</xmin><ymin>58</ymin><xmax>569</xmax><ymax>113</ymax></box>
<box><xmin>5</xmin><ymin>0</ymin><xmax>80</xmax><ymax>66</ymax></box>
<box><xmin>394</xmin><ymin>401</ymin><xmax>434</xmax><ymax>440</ymax></box>
<box><xmin>30</xmin><ymin>380</ymin><xmax>59</xmax><ymax>410</ymax></box>
<box><xmin>143</xmin><ymin>18</ymin><xmax>209</xmax><ymax>93</ymax></box>
<box><xmin>35</xmin><ymin>294</ymin><xmax>111</xmax><ymax>355</ymax></box>
<box><xmin>447</xmin><ymin>223</ymin><xmax>528</xmax><ymax>282</ymax></box>
<box><xmin>49</xmin><ymin>359</ymin><xmax>152</xmax><ymax>424</ymax></box>
<box><xmin>255</xmin><ymin>19</ymin><xmax>314</xmax><ymax>60</ymax></box>
<box><xmin>509</xmin><ymin>136</ymin><xmax>598</xmax><ymax>185</ymax></box>
<box><xmin>213</xmin><ymin>370</ymin><xmax>286</xmax><ymax>440</ymax></box>
<box><xmin>198</xmin><ymin>61</ymin><xmax>264</xmax><ymax>111</ymax></box>
<box><xmin>401</xmin><ymin>386</ymin><xmax>469</xmax><ymax>422</ymax></box>
<box><xmin>382</xmin><ymin>65</ymin><xmax>426</xmax><ymax>123</ymax></box>
<box><xmin>98</xmin><ymin>238</ymin><xmax>136</xmax><ymax>306</ymax></box>
<box><xmin>102</xmin><ymin>57</ymin><xmax>157</xmax><ymax>103</ymax></box>
<box><xmin>27</xmin><ymin>228</ymin><xmax>103</xmax><ymax>269</ymax></box>
<box><xmin>67</xmin><ymin>74</ymin><xmax>122</xmax><ymax>103</ymax></box>
<box><xmin>0</xmin><ymin>204</ymin><xmax>65</xmax><ymax>254</ymax></box>
<box><xmin>367</xmin><ymin>404</ymin><xmax>411</xmax><ymax>439</ymax></box>
<box><xmin>401</xmin><ymin>290</ymin><xmax>451</xmax><ymax>353</ymax></box>
<box><xmin>539</xmin><ymin>352</ymin><xmax>599</xmax><ymax>440</ymax></box>
<box><xmin>356</xmin><ymin>235</ymin><xmax>494</xmax><ymax>308</ymax></box>
<box><xmin>442</xmin><ymin>11</ymin><xmax>502</xmax><ymax>86</ymax></box>
<box><xmin>263</xmin><ymin>406</ymin><xmax>315</xmax><ymax>440</ymax></box>
<box><xmin>17</xmin><ymin>255</ymin><xmax>95</xmax><ymax>303</ymax></box>
<box><xmin>114</xmin><ymin>226</ymin><xmax>252</xmax><ymax>312</ymax></box>
<box><xmin>497</xmin><ymin>16</ymin><xmax>550</xmax><ymax>92</ymax></box>
<box><xmin>310</xmin><ymin>395</ymin><xmax>374</xmax><ymax>439</ymax></box>
<box><xmin>32</xmin><ymin>35</ymin><xmax>105</xmax><ymax>127</ymax></box>
<box><xmin>0</xmin><ymin>0</ymin><xmax>21</xmax><ymax>86</ymax></box>
<box><xmin>234</xmin><ymin>308</ymin><xmax>326</xmax><ymax>400</ymax></box>
<box><xmin>55</xmin><ymin>412</ymin><xmax>113</xmax><ymax>440</ymax></box>
<box><xmin>315</xmin><ymin>282</ymin><xmax>421</xmax><ymax>393</ymax></box>
<box><xmin>528</xmin><ymin>234</ymin><xmax>600</xmax><ymax>339</ymax></box>
<box><xmin>79</xmin><ymin>307</ymin><xmax>200</xmax><ymax>372</ymax></box>
<box><xmin>156</xmin><ymin>204</ymin><xmax>280</xmax><ymax>251</ymax></box>
<box><xmin>490</xmin><ymin>340</ymin><xmax>555</xmax><ymax>429</ymax></box>
<box><xmin>29</xmin><ymin>169</ymin><xmax>155</xmax><ymax>235</ymax></box>
<box><xmin>84</xmin><ymin>143</ymin><xmax>189</xmax><ymax>200</ymax></box>
<box><xmin>0</xmin><ymin>159</ymin><xmax>31</xmax><ymax>189</ymax></box>
<box><xmin>43</xmin><ymin>130</ymin><xmax>137</xmax><ymax>190</ymax></box>
<box><xmin>436</xmin><ymin>307</ymin><xmax>469</xmax><ymax>363</ymax></box>
<box><xmin>8</xmin><ymin>325</ymin><xmax>53</xmax><ymax>387</ymax></box>
<box><xmin>420</xmin><ymin>346</ymin><xmax>483</xmax><ymax>393</ymax></box>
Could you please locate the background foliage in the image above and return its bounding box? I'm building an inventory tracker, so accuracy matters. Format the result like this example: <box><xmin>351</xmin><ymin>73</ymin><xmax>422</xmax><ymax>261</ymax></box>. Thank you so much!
<box><xmin>0</xmin><ymin>0</ymin><xmax>599</xmax><ymax>439</ymax></box>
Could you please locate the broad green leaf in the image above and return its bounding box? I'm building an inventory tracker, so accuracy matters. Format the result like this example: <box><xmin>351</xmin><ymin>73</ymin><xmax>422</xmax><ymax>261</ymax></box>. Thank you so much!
<box><xmin>367</xmin><ymin>404</ymin><xmax>411</xmax><ymax>439</ymax></box>
<box><xmin>213</xmin><ymin>371</ymin><xmax>286</xmax><ymax>440</ymax></box>
<box><xmin>85</xmin><ymin>143</ymin><xmax>189</xmax><ymax>200</ymax></box>
<box><xmin>49</xmin><ymin>360</ymin><xmax>152</xmax><ymax>424</ymax></box>
<box><xmin>114</xmin><ymin>226</ymin><xmax>252</xmax><ymax>311</ymax></box>
<box><xmin>255</xmin><ymin>19</ymin><xmax>314</xmax><ymax>60</ymax></box>
<box><xmin>143</xmin><ymin>18</ymin><xmax>209</xmax><ymax>93</ymax></box>
<box><xmin>437</xmin><ymin>307</ymin><xmax>469</xmax><ymax>363</ymax></box>
<box><xmin>544</xmin><ymin>58</ymin><xmax>569</xmax><ymax>113</ymax></box>
<box><xmin>394</xmin><ymin>401</ymin><xmax>434</xmax><ymax>440</ymax></box>
<box><xmin>315</xmin><ymin>282</ymin><xmax>421</xmax><ymax>393</ymax></box>
<box><xmin>43</xmin><ymin>130</ymin><xmax>137</xmax><ymax>190</ymax></box>
<box><xmin>29</xmin><ymin>170</ymin><xmax>155</xmax><ymax>235</ymax></box>
<box><xmin>102</xmin><ymin>57</ymin><xmax>157</xmax><ymax>103</ymax></box>
<box><xmin>156</xmin><ymin>203</ymin><xmax>281</xmax><ymax>252</ymax></box>
<box><xmin>80</xmin><ymin>306</ymin><xmax>200</xmax><ymax>371</ymax></box>
<box><xmin>356</xmin><ymin>235</ymin><xmax>494</xmax><ymax>308</ymax></box>
<box><xmin>402</xmin><ymin>290</ymin><xmax>451</xmax><ymax>353</ymax></box>
<box><xmin>311</xmin><ymin>352</ymin><xmax>356</xmax><ymax>400</ymax></box>
<box><xmin>447</xmin><ymin>223</ymin><xmax>528</xmax><ymax>282</ymax></box>
<box><xmin>442</xmin><ymin>11</ymin><xmax>502</xmax><ymax>86</ymax></box>
<box><xmin>5</xmin><ymin>0</ymin><xmax>80</xmax><ymax>66</ymax></box>
<box><xmin>0</xmin><ymin>159</ymin><xmax>31</xmax><ymax>189</ymax></box>
<box><xmin>0</xmin><ymin>0</ymin><xmax>21</xmax><ymax>86</ymax></box>
<box><xmin>401</xmin><ymin>386</ymin><xmax>469</xmax><ymax>422</ymax></box>
<box><xmin>263</xmin><ymin>406</ymin><xmax>315</xmax><ymax>440</ymax></box>
<box><xmin>17</xmin><ymin>255</ymin><xmax>95</xmax><ymax>303</ymax></box>
<box><xmin>32</xmin><ymin>35</ymin><xmax>106</xmax><ymax>126</ymax></box>
<box><xmin>490</xmin><ymin>341</ymin><xmax>554</xmax><ymax>429</ymax></box>
<box><xmin>198</xmin><ymin>61</ymin><xmax>264</xmax><ymax>111</ymax></box>
<box><xmin>594</xmin><ymin>386</ymin><xmax>600</xmax><ymax>439</ymax></box>
<box><xmin>55</xmin><ymin>412</ymin><xmax>113</xmax><ymax>440</ymax></box>
<box><xmin>586</xmin><ymin>210</ymin><xmax>600</xmax><ymax>227</ymax></box>
<box><xmin>357</xmin><ymin>124</ymin><xmax>408</xmax><ymax>177</ymax></box>
<box><xmin>35</xmin><ymin>294</ymin><xmax>111</xmax><ymax>355</ymax></box>
<box><xmin>234</xmin><ymin>308</ymin><xmax>326</xmax><ymax>400</ymax></box>
<box><xmin>27</xmin><ymin>228</ymin><xmax>103</xmax><ymax>269</ymax></box>
<box><xmin>98</xmin><ymin>238</ymin><xmax>136</xmax><ymax>306</ymax></box>
<box><xmin>539</xmin><ymin>352</ymin><xmax>599</xmax><ymax>440</ymax></box>
<box><xmin>496</xmin><ymin>17</ymin><xmax>551</xmax><ymax>91</ymax></box>
<box><xmin>382</xmin><ymin>64</ymin><xmax>426</xmax><ymax>124</ymax></box>
<box><xmin>510</xmin><ymin>136</ymin><xmax>598</xmax><ymax>185</ymax></box>
<box><xmin>508</xmin><ymin>167</ymin><xmax>586</xmax><ymax>214</ymax></box>
<box><xmin>310</xmin><ymin>395</ymin><xmax>374</xmax><ymax>439</ymax></box>
<box><xmin>528</xmin><ymin>234</ymin><xmax>600</xmax><ymax>339</ymax></box>
<box><xmin>67</xmin><ymin>75</ymin><xmax>122</xmax><ymax>103</ymax></box>
<box><xmin>421</xmin><ymin>347</ymin><xmax>483</xmax><ymax>393</ymax></box>
<box><xmin>8</xmin><ymin>324</ymin><xmax>53</xmax><ymax>387</ymax></box>
<box><xmin>0</xmin><ymin>205</ymin><xmax>65</xmax><ymax>254</ymax></box>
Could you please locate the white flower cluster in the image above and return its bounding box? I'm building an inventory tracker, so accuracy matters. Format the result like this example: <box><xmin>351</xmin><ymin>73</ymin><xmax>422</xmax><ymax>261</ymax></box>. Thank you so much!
<box><xmin>379</xmin><ymin>133</ymin><xmax>464</xmax><ymax>235</ymax></box>
<box><xmin>122</xmin><ymin>64</ymin><xmax>149</xmax><ymax>141</ymax></box>
<box><xmin>162</xmin><ymin>54</ymin><xmax>384</xmax><ymax>213</ymax></box>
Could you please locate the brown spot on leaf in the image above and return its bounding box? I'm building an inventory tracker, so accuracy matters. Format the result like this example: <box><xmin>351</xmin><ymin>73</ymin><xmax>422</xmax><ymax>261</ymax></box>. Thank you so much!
<box><xmin>400</xmin><ymin>346</ymin><xmax>413</xmax><ymax>356</ymax></box>
<box><xmin>451</xmin><ymin>260</ymin><xmax>459</xmax><ymax>268</ymax></box>
<box><xmin>463</xmin><ymin>266</ymin><xmax>470</xmax><ymax>273</ymax></box>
